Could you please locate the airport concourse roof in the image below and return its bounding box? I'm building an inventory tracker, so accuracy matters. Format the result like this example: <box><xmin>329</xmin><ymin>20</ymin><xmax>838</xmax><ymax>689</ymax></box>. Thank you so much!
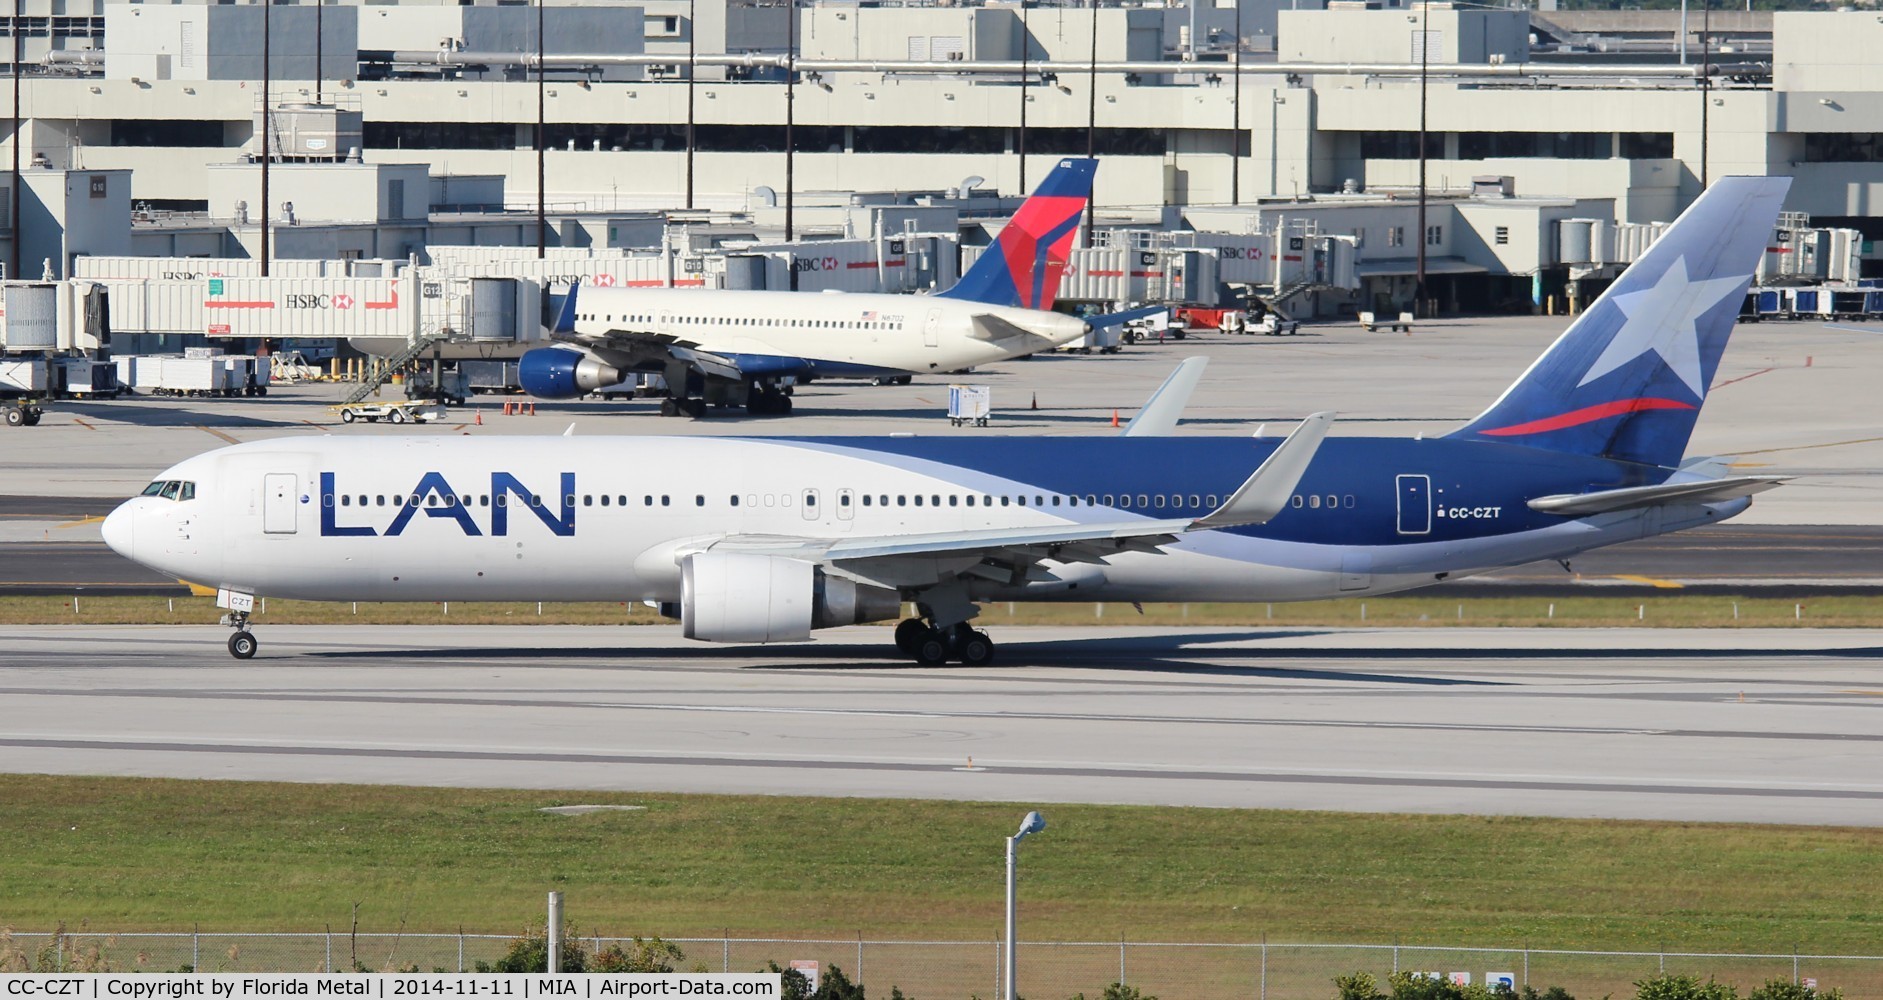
<box><xmin>1353</xmin><ymin>257</ymin><xmax>1489</xmax><ymax>277</ymax></box>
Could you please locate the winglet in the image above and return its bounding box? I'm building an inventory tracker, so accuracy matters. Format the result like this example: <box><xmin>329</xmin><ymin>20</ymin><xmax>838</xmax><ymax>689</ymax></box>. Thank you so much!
<box><xmin>1122</xmin><ymin>357</ymin><xmax>1208</xmax><ymax>437</ymax></box>
<box><xmin>1191</xmin><ymin>411</ymin><xmax>1336</xmax><ymax>529</ymax></box>
<box><xmin>552</xmin><ymin>280</ymin><xmax>580</xmax><ymax>334</ymax></box>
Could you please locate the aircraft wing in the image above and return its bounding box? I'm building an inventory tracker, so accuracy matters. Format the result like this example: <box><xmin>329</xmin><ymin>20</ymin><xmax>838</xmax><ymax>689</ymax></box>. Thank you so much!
<box><xmin>556</xmin><ymin>326</ymin><xmax>748</xmax><ymax>380</ymax></box>
<box><xmin>1527</xmin><ymin>475</ymin><xmax>1789</xmax><ymax>516</ymax></box>
<box><xmin>695</xmin><ymin>411</ymin><xmax>1334</xmax><ymax>587</ymax></box>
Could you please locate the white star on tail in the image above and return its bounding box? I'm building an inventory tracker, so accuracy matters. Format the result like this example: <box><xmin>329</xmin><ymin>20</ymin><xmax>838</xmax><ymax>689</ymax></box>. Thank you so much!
<box><xmin>1576</xmin><ymin>256</ymin><xmax>1748</xmax><ymax>398</ymax></box>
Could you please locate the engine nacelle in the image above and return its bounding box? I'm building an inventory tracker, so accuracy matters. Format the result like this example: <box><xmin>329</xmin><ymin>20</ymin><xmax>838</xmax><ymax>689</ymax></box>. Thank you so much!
<box><xmin>518</xmin><ymin>347</ymin><xmax>623</xmax><ymax>400</ymax></box>
<box><xmin>681</xmin><ymin>552</ymin><xmax>900</xmax><ymax>643</ymax></box>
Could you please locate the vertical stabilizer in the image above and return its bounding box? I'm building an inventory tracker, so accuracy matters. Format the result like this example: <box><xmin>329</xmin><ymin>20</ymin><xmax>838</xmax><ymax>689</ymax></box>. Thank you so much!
<box><xmin>938</xmin><ymin>158</ymin><xmax>1098</xmax><ymax>311</ymax></box>
<box><xmin>1448</xmin><ymin>176</ymin><xmax>1790</xmax><ymax>468</ymax></box>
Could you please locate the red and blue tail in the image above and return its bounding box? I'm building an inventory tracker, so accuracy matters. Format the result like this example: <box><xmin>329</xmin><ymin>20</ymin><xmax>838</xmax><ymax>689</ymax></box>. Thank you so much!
<box><xmin>939</xmin><ymin>158</ymin><xmax>1097</xmax><ymax>311</ymax></box>
<box><xmin>1449</xmin><ymin>176</ymin><xmax>1790</xmax><ymax>469</ymax></box>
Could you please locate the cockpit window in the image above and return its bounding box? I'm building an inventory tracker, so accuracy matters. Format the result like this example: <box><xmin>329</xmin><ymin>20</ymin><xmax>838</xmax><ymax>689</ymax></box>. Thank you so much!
<box><xmin>140</xmin><ymin>480</ymin><xmax>196</xmax><ymax>502</ymax></box>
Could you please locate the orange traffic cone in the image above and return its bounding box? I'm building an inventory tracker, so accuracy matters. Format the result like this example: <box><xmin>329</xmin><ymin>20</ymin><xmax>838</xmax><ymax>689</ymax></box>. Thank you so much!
<box><xmin>1111</xmin><ymin>409</ymin><xmax>1120</xmax><ymax>428</ymax></box>
<box><xmin>1030</xmin><ymin>393</ymin><xmax>1038</xmax><ymax>411</ymax></box>
<box><xmin>475</xmin><ymin>411</ymin><xmax>483</xmax><ymax>426</ymax></box>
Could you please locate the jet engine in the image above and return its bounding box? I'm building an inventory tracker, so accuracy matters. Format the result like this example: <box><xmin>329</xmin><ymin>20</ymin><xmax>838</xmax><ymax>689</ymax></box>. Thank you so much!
<box><xmin>518</xmin><ymin>347</ymin><xmax>623</xmax><ymax>400</ymax></box>
<box><xmin>681</xmin><ymin>552</ymin><xmax>901</xmax><ymax>643</ymax></box>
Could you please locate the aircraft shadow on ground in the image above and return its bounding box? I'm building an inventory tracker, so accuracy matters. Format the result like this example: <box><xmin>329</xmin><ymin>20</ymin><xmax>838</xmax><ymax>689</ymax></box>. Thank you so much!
<box><xmin>60</xmin><ymin>401</ymin><xmax>304</xmax><ymax>428</ymax></box>
<box><xmin>302</xmin><ymin>629</ymin><xmax>1883</xmax><ymax>682</ymax></box>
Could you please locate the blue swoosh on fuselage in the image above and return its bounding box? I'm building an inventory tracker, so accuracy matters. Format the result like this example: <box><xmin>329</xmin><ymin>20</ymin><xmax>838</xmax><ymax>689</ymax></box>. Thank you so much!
<box><xmin>756</xmin><ymin>436</ymin><xmax>1675</xmax><ymax>548</ymax></box>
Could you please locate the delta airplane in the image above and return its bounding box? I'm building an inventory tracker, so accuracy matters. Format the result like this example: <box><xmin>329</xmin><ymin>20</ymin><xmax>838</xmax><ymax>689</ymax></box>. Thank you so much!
<box><xmin>517</xmin><ymin>157</ymin><xmax>1117</xmax><ymax>417</ymax></box>
<box><xmin>104</xmin><ymin>176</ymin><xmax>1791</xmax><ymax>665</ymax></box>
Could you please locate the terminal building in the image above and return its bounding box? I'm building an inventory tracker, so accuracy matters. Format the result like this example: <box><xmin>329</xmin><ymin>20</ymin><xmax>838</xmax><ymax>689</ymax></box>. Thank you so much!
<box><xmin>0</xmin><ymin>0</ymin><xmax>1878</xmax><ymax>366</ymax></box>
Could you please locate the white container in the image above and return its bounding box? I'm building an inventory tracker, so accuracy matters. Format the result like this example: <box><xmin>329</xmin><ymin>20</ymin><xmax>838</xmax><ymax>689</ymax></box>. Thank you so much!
<box><xmin>184</xmin><ymin>345</ymin><xmax>225</xmax><ymax>359</ymax></box>
<box><xmin>114</xmin><ymin>355</ymin><xmax>138</xmax><ymax>387</ymax></box>
<box><xmin>156</xmin><ymin>356</ymin><xmax>220</xmax><ymax>392</ymax></box>
<box><xmin>948</xmin><ymin>384</ymin><xmax>991</xmax><ymax>426</ymax></box>
<box><xmin>0</xmin><ymin>358</ymin><xmax>48</xmax><ymax>393</ymax></box>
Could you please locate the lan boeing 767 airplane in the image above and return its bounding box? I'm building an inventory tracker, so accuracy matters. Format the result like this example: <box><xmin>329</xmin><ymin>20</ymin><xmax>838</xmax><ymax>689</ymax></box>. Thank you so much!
<box><xmin>104</xmin><ymin>176</ymin><xmax>1791</xmax><ymax>664</ymax></box>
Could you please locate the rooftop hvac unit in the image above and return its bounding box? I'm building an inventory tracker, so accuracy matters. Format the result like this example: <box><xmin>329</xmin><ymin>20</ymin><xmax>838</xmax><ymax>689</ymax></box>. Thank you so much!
<box><xmin>258</xmin><ymin>103</ymin><xmax>364</xmax><ymax>160</ymax></box>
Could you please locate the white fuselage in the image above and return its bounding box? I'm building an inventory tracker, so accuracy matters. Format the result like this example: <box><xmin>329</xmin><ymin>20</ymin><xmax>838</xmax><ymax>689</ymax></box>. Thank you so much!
<box><xmin>568</xmin><ymin>288</ymin><xmax>1091</xmax><ymax>375</ymax></box>
<box><xmin>103</xmin><ymin>436</ymin><xmax>1720</xmax><ymax>615</ymax></box>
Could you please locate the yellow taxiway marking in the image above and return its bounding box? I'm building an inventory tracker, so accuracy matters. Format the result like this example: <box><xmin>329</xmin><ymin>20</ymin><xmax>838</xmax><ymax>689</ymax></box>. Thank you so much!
<box><xmin>54</xmin><ymin>515</ymin><xmax>105</xmax><ymax>530</ymax></box>
<box><xmin>72</xmin><ymin>418</ymin><xmax>97</xmax><ymax>431</ymax></box>
<box><xmin>180</xmin><ymin>579</ymin><xmax>217</xmax><ymax>597</ymax></box>
<box><xmin>198</xmin><ymin>426</ymin><xmax>241</xmax><ymax>444</ymax></box>
<box><xmin>1611</xmin><ymin>574</ymin><xmax>1685</xmax><ymax>589</ymax></box>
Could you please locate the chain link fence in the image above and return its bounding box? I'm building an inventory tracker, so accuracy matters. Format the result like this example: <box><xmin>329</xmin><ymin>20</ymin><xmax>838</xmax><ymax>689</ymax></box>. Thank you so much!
<box><xmin>4</xmin><ymin>932</ymin><xmax>1878</xmax><ymax>1000</ymax></box>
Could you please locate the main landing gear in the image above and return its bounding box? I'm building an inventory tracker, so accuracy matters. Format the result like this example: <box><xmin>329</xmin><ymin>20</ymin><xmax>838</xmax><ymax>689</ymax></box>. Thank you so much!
<box><xmin>894</xmin><ymin>618</ymin><xmax>995</xmax><ymax>666</ymax></box>
<box><xmin>221</xmin><ymin>610</ymin><xmax>258</xmax><ymax>659</ymax></box>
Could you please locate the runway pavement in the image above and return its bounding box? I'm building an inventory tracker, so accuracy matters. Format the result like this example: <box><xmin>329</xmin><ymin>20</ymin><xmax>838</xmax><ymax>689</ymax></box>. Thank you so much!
<box><xmin>3</xmin><ymin>522</ymin><xmax>1880</xmax><ymax>595</ymax></box>
<box><xmin>3</xmin><ymin>624</ymin><xmax>1880</xmax><ymax>825</ymax></box>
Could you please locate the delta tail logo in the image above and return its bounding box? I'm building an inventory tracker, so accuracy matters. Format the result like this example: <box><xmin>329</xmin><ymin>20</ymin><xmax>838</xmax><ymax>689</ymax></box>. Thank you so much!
<box><xmin>938</xmin><ymin>158</ymin><xmax>1098</xmax><ymax>312</ymax></box>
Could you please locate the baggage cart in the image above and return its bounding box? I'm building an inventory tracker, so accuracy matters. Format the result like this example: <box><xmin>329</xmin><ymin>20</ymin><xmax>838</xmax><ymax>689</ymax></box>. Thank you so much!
<box><xmin>948</xmin><ymin>384</ymin><xmax>991</xmax><ymax>427</ymax></box>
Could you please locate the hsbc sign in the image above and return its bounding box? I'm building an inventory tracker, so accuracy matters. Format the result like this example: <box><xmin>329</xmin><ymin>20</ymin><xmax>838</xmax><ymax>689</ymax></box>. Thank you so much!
<box><xmin>791</xmin><ymin>255</ymin><xmax>844</xmax><ymax>273</ymax></box>
<box><xmin>284</xmin><ymin>293</ymin><xmax>355</xmax><ymax>309</ymax></box>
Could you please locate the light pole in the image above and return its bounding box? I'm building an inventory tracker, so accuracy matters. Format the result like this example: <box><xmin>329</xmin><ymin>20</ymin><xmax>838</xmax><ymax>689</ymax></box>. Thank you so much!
<box><xmin>1414</xmin><ymin>3</ymin><xmax>1428</xmax><ymax>317</ymax></box>
<box><xmin>1003</xmin><ymin>810</ymin><xmax>1047</xmax><ymax>1000</ymax></box>
<box><xmin>535</xmin><ymin>0</ymin><xmax>546</xmax><ymax>258</ymax></box>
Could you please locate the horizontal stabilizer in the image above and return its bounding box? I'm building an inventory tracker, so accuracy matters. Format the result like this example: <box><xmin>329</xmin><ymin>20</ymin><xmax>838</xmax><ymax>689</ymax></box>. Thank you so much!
<box><xmin>1087</xmin><ymin>305</ymin><xmax>1169</xmax><ymax>330</ymax></box>
<box><xmin>1122</xmin><ymin>357</ymin><xmax>1208</xmax><ymax>437</ymax></box>
<box><xmin>1191</xmin><ymin>411</ymin><xmax>1335</xmax><ymax>529</ymax></box>
<box><xmin>1528</xmin><ymin>475</ymin><xmax>1789</xmax><ymax>516</ymax></box>
<box><xmin>968</xmin><ymin>313</ymin><xmax>1057</xmax><ymax>344</ymax></box>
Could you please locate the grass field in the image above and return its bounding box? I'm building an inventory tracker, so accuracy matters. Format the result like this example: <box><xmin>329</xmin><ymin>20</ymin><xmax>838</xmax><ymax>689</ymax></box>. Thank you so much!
<box><xmin>3</xmin><ymin>594</ymin><xmax>1881</xmax><ymax>628</ymax></box>
<box><xmin>1</xmin><ymin>775</ymin><xmax>1878</xmax><ymax>954</ymax></box>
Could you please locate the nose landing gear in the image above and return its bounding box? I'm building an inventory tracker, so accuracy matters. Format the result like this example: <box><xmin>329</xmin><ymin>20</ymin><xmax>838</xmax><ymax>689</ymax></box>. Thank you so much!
<box><xmin>893</xmin><ymin>617</ymin><xmax>995</xmax><ymax>666</ymax></box>
<box><xmin>221</xmin><ymin>610</ymin><xmax>258</xmax><ymax>659</ymax></box>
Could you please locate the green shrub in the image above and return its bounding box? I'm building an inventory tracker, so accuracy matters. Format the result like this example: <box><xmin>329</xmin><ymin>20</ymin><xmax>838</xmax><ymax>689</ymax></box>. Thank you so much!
<box><xmin>1336</xmin><ymin>973</ymin><xmax>1389</xmax><ymax>1000</ymax></box>
<box><xmin>477</xmin><ymin>925</ymin><xmax>587</xmax><ymax>973</ymax></box>
<box><xmin>1747</xmin><ymin>981</ymin><xmax>1842</xmax><ymax>1000</ymax></box>
<box><xmin>1634</xmin><ymin>974</ymin><xmax>1738</xmax><ymax>1000</ymax></box>
<box><xmin>591</xmin><ymin>937</ymin><xmax>685</xmax><ymax>974</ymax></box>
<box><xmin>1388</xmin><ymin>971</ymin><xmax>1499</xmax><ymax>1000</ymax></box>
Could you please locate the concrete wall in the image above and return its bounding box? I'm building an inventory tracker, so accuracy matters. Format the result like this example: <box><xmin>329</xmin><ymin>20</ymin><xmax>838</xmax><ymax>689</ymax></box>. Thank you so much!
<box><xmin>105</xmin><ymin>4</ymin><xmax>358</xmax><ymax>83</ymax></box>
<box><xmin>1279</xmin><ymin>7</ymin><xmax>1528</xmax><ymax>65</ymax></box>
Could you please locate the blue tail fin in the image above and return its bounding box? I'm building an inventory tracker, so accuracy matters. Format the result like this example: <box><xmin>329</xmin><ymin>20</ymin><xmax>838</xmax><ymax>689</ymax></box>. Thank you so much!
<box><xmin>1449</xmin><ymin>176</ymin><xmax>1789</xmax><ymax>468</ymax></box>
<box><xmin>938</xmin><ymin>158</ymin><xmax>1097</xmax><ymax>310</ymax></box>
<box><xmin>551</xmin><ymin>280</ymin><xmax>579</xmax><ymax>334</ymax></box>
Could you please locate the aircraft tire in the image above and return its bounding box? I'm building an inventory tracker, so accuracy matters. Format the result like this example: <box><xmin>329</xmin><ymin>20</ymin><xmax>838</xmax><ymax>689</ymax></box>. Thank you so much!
<box><xmin>660</xmin><ymin>399</ymin><xmax>680</xmax><ymax>417</ymax></box>
<box><xmin>894</xmin><ymin>618</ymin><xmax>928</xmax><ymax>653</ymax></box>
<box><xmin>684</xmin><ymin>399</ymin><xmax>708</xmax><ymax>418</ymax></box>
<box><xmin>228</xmin><ymin>631</ymin><xmax>258</xmax><ymax>660</ymax></box>
<box><xmin>958</xmin><ymin>630</ymin><xmax>995</xmax><ymax>667</ymax></box>
<box><xmin>3</xmin><ymin>407</ymin><xmax>22</xmax><ymax>428</ymax></box>
<box><xmin>777</xmin><ymin>393</ymin><xmax>793</xmax><ymax>414</ymax></box>
<box><xmin>21</xmin><ymin>411</ymin><xmax>39</xmax><ymax>426</ymax></box>
<box><xmin>912</xmin><ymin>634</ymin><xmax>950</xmax><ymax>667</ymax></box>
